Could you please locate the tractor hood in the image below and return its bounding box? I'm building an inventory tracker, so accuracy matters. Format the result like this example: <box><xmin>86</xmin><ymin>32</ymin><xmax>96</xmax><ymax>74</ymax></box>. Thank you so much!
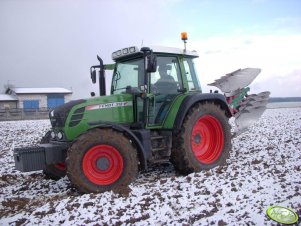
<box><xmin>49</xmin><ymin>99</ymin><xmax>86</xmax><ymax>128</ymax></box>
<box><xmin>56</xmin><ymin>94</ymin><xmax>134</xmax><ymax>141</ymax></box>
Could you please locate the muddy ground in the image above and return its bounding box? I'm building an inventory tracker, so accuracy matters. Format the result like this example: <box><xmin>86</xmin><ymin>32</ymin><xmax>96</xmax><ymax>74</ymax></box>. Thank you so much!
<box><xmin>0</xmin><ymin>108</ymin><xmax>300</xmax><ymax>225</ymax></box>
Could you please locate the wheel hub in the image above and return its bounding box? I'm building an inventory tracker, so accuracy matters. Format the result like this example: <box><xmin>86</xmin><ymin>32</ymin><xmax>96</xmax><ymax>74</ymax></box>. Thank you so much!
<box><xmin>96</xmin><ymin>157</ymin><xmax>110</xmax><ymax>171</ymax></box>
<box><xmin>82</xmin><ymin>145</ymin><xmax>124</xmax><ymax>185</ymax></box>
<box><xmin>194</xmin><ymin>134</ymin><xmax>201</xmax><ymax>144</ymax></box>
<box><xmin>191</xmin><ymin>115</ymin><xmax>224</xmax><ymax>164</ymax></box>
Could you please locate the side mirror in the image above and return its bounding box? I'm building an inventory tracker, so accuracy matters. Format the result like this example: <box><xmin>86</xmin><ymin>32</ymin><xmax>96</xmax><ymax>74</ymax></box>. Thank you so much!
<box><xmin>91</xmin><ymin>70</ymin><xmax>97</xmax><ymax>83</ymax></box>
<box><xmin>146</xmin><ymin>53</ymin><xmax>157</xmax><ymax>73</ymax></box>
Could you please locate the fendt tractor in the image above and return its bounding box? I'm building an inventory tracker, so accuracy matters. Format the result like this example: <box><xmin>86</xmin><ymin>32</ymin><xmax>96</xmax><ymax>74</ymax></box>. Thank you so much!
<box><xmin>14</xmin><ymin>33</ymin><xmax>270</xmax><ymax>193</ymax></box>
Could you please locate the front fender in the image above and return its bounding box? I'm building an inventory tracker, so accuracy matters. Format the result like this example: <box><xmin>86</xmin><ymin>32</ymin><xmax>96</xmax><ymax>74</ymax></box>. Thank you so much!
<box><xmin>87</xmin><ymin>121</ymin><xmax>149</xmax><ymax>170</ymax></box>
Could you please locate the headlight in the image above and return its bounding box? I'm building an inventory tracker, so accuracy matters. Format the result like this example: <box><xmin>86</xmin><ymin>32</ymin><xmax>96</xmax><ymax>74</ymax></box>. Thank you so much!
<box><xmin>57</xmin><ymin>132</ymin><xmax>64</xmax><ymax>140</ymax></box>
<box><xmin>51</xmin><ymin>131</ymin><xmax>56</xmax><ymax>139</ymax></box>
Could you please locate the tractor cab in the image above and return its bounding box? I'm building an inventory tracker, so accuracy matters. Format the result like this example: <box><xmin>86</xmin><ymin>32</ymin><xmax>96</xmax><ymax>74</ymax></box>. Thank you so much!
<box><xmin>92</xmin><ymin>45</ymin><xmax>201</xmax><ymax>129</ymax></box>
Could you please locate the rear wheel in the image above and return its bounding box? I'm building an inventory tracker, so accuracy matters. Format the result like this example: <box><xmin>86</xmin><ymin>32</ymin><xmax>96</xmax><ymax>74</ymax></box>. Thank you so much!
<box><xmin>41</xmin><ymin>131</ymin><xmax>67</xmax><ymax>180</ymax></box>
<box><xmin>171</xmin><ymin>102</ymin><xmax>231</xmax><ymax>174</ymax></box>
<box><xmin>66</xmin><ymin>128</ymin><xmax>138</xmax><ymax>193</ymax></box>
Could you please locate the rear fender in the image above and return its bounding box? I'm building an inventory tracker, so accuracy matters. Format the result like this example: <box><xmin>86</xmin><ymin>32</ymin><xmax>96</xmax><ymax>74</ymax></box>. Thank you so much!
<box><xmin>173</xmin><ymin>93</ymin><xmax>232</xmax><ymax>132</ymax></box>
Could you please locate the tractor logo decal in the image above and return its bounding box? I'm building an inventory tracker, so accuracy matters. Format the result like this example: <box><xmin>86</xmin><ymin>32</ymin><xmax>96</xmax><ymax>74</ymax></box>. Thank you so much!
<box><xmin>85</xmin><ymin>101</ymin><xmax>132</xmax><ymax>111</ymax></box>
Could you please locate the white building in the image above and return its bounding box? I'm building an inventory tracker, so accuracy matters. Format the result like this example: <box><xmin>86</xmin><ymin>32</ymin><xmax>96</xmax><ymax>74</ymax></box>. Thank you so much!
<box><xmin>2</xmin><ymin>87</ymin><xmax>72</xmax><ymax>110</ymax></box>
<box><xmin>0</xmin><ymin>94</ymin><xmax>18</xmax><ymax>109</ymax></box>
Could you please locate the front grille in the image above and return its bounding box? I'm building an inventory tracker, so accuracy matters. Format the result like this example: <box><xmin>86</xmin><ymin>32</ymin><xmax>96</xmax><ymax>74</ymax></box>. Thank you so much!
<box><xmin>69</xmin><ymin>107</ymin><xmax>85</xmax><ymax>127</ymax></box>
<box><xmin>49</xmin><ymin>99</ymin><xmax>86</xmax><ymax>128</ymax></box>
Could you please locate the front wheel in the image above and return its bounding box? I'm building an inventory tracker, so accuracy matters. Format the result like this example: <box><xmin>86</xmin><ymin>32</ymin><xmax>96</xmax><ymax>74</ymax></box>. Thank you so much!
<box><xmin>66</xmin><ymin>128</ymin><xmax>138</xmax><ymax>193</ymax></box>
<box><xmin>171</xmin><ymin>102</ymin><xmax>232</xmax><ymax>174</ymax></box>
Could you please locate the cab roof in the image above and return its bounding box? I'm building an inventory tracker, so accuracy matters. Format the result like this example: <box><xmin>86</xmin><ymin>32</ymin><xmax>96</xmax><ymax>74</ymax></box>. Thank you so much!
<box><xmin>151</xmin><ymin>46</ymin><xmax>198</xmax><ymax>57</ymax></box>
<box><xmin>112</xmin><ymin>46</ymin><xmax>198</xmax><ymax>61</ymax></box>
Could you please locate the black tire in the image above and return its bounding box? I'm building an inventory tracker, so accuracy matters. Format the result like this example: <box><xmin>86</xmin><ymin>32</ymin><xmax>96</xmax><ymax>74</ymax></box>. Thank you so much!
<box><xmin>66</xmin><ymin>128</ymin><xmax>138</xmax><ymax>193</ymax></box>
<box><xmin>43</xmin><ymin>164</ymin><xmax>67</xmax><ymax>180</ymax></box>
<box><xmin>41</xmin><ymin>131</ymin><xmax>67</xmax><ymax>180</ymax></box>
<box><xmin>171</xmin><ymin>101</ymin><xmax>231</xmax><ymax>174</ymax></box>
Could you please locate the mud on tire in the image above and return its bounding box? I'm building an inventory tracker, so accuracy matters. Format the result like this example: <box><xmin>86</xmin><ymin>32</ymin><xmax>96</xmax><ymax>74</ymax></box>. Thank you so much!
<box><xmin>171</xmin><ymin>101</ymin><xmax>232</xmax><ymax>174</ymax></box>
<box><xmin>66</xmin><ymin>128</ymin><xmax>138</xmax><ymax>193</ymax></box>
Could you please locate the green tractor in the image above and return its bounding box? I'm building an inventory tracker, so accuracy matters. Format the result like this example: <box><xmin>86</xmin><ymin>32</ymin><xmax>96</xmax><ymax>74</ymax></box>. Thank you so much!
<box><xmin>14</xmin><ymin>36</ymin><xmax>269</xmax><ymax>193</ymax></box>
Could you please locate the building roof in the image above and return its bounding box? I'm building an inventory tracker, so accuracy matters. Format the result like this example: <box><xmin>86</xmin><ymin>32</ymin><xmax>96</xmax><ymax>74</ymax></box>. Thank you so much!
<box><xmin>0</xmin><ymin>94</ymin><xmax>18</xmax><ymax>101</ymax></box>
<box><xmin>7</xmin><ymin>87</ymin><xmax>72</xmax><ymax>94</ymax></box>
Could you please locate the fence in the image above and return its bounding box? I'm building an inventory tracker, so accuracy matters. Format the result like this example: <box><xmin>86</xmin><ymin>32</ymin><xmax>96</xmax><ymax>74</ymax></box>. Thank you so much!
<box><xmin>0</xmin><ymin>108</ymin><xmax>50</xmax><ymax>121</ymax></box>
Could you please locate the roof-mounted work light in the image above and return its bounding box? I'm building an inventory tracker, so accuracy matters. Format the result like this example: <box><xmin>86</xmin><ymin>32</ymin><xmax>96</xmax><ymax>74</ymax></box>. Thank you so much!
<box><xmin>181</xmin><ymin>32</ymin><xmax>188</xmax><ymax>41</ymax></box>
<box><xmin>181</xmin><ymin>32</ymin><xmax>188</xmax><ymax>52</ymax></box>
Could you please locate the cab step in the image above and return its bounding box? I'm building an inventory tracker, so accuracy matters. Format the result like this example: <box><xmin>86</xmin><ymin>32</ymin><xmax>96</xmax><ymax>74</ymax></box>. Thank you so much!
<box><xmin>149</xmin><ymin>131</ymin><xmax>172</xmax><ymax>164</ymax></box>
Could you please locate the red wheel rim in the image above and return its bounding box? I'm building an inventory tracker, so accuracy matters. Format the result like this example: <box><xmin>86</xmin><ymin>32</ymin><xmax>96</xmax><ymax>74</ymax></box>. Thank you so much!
<box><xmin>54</xmin><ymin>163</ymin><xmax>66</xmax><ymax>171</ymax></box>
<box><xmin>82</xmin><ymin>145</ymin><xmax>123</xmax><ymax>185</ymax></box>
<box><xmin>191</xmin><ymin>115</ymin><xmax>224</xmax><ymax>164</ymax></box>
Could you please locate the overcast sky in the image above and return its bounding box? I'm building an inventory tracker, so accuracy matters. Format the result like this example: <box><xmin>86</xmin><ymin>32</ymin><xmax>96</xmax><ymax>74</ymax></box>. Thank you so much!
<box><xmin>1</xmin><ymin>0</ymin><xmax>300</xmax><ymax>99</ymax></box>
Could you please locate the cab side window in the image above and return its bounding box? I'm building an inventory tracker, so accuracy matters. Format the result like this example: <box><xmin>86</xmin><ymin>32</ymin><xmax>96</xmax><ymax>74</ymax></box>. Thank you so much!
<box><xmin>183</xmin><ymin>58</ymin><xmax>200</xmax><ymax>91</ymax></box>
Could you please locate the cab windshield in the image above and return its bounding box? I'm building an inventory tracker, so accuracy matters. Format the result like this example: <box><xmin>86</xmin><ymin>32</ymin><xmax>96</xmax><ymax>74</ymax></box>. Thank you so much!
<box><xmin>111</xmin><ymin>58</ymin><xmax>144</xmax><ymax>95</ymax></box>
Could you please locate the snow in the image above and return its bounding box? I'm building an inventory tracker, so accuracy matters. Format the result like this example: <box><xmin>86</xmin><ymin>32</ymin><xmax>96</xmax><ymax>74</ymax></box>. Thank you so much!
<box><xmin>0</xmin><ymin>94</ymin><xmax>17</xmax><ymax>101</ymax></box>
<box><xmin>8</xmin><ymin>87</ymin><xmax>72</xmax><ymax>94</ymax></box>
<box><xmin>0</xmin><ymin>108</ymin><xmax>301</xmax><ymax>225</ymax></box>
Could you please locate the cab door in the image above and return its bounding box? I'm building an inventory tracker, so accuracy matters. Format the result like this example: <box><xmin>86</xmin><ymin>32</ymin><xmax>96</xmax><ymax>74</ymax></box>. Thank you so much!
<box><xmin>147</xmin><ymin>56</ymin><xmax>183</xmax><ymax>126</ymax></box>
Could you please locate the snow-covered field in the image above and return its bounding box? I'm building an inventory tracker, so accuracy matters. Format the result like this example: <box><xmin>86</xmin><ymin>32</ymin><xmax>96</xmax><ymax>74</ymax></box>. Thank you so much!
<box><xmin>0</xmin><ymin>108</ymin><xmax>300</xmax><ymax>225</ymax></box>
